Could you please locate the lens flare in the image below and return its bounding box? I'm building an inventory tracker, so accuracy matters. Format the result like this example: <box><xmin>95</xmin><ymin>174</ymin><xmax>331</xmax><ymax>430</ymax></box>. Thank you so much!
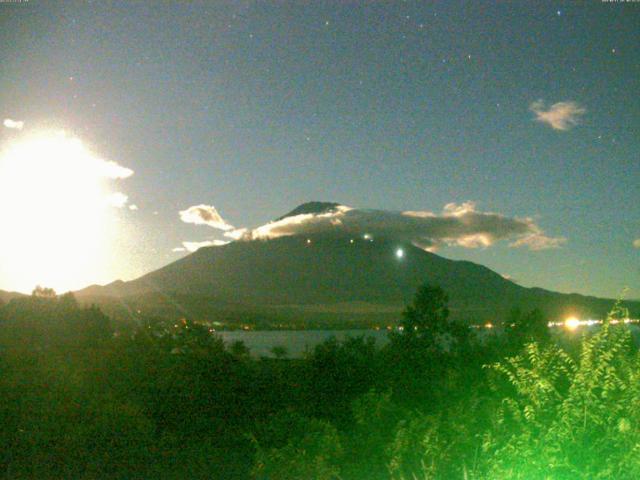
<box><xmin>0</xmin><ymin>130</ymin><xmax>130</xmax><ymax>293</ymax></box>
<box><xmin>564</xmin><ymin>317</ymin><xmax>580</xmax><ymax>331</ymax></box>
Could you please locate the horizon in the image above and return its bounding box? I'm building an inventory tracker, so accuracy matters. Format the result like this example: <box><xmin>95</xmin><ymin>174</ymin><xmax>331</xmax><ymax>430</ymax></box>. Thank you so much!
<box><xmin>1</xmin><ymin>2</ymin><xmax>638</xmax><ymax>298</ymax></box>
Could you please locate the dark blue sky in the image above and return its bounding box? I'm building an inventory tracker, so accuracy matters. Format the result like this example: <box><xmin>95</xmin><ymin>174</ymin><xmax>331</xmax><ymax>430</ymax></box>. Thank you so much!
<box><xmin>1</xmin><ymin>1</ymin><xmax>638</xmax><ymax>298</ymax></box>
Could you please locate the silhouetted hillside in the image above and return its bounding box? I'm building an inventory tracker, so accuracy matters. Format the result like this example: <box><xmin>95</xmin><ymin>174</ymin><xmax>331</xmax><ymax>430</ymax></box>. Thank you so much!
<box><xmin>76</xmin><ymin>230</ymin><xmax>639</xmax><ymax>323</ymax></box>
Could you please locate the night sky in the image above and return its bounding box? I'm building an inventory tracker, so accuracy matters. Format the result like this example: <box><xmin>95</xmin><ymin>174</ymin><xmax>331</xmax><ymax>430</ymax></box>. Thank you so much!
<box><xmin>0</xmin><ymin>1</ymin><xmax>638</xmax><ymax>298</ymax></box>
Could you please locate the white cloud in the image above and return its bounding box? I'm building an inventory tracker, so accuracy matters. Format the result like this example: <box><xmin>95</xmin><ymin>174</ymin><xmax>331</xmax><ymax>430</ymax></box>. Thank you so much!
<box><xmin>224</xmin><ymin>227</ymin><xmax>249</xmax><ymax>240</ymax></box>
<box><xmin>182</xmin><ymin>239</ymin><xmax>230</xmax><ymax>252</ymax></box>
<box><xmin>129</xmin><ymin>204</ymin><xmax>139</xmax><ymax>211</ymax></box>
<box><xmin>226</xmin><ymin>202</ymin><xmax>565</xmax><ymax>252</ymax></box>
<box><xmin>530</xmin><ymin>100</ymin><xmax>586</xmax><ymax>131</ymax></box>
<box><xmin>99</xmin><ymin>160</ymin><xmax>134</xmax><ymax>179</ymax></box>
<box><xmin>509</xmin><ymin>233</ymin><xmax>566</xmax><ymax>251</ymax></box>
<box><xmin>172</xmin><ymin>247</ymin><xmax>186</xmax><ymax>253</ymax></box>
<box><xmin>179</xmin><ymin>204</ymin><xmax>234</xmax><ymax>231</ymax></box>
<box><xmin>633</xmin><ymin>239</ymin><xmax>640</xmax><ymax>249</ymax></box>
<box><xmin>3</xmin><ymin>118</ymin><xmax>24</xmax><ymax>130</ymax></box>
<box><xmin>106</xmin><ymin>192</ymin><xmax>128</xmax><ymax>208</ymax></box>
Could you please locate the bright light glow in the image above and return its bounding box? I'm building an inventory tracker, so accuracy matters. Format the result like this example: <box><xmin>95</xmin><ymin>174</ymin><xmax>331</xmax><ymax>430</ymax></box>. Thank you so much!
<box><xmin>395</xmin><ymin>248</ymin><xmax>404</xmax><ymax>259</ymax></box>
<box><xmin>564</xmin><ymin>317</ymin><xmax>580</xmax><ymax>331</ymax></box>
<box><xmin>0</xmin><ymin>130</ymin><xmax>130</xmax><ymax>292</ymax></box>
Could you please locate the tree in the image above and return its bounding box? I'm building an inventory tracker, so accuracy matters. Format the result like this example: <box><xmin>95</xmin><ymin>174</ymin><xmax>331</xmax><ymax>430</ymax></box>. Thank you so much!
<box><xmin>504</xmin><ymin>307</ymin><xmax>550</xmax><ymax>352</ymax></box>
<box><xmin>31</xmin><ymin>285</ymin><xmax>56</xmax><ymax>299</ymax></box>
<box><xmin>230</xmin><ymin>339</ymin><xmax>251</xmax><ymax>358</ymax></box>
<box><xmin>400</xmin><ymin>284</ymin><xmax>450</xmax><ymax>344</ymax></box>
<box><xmin>271</xmin><ymin>345</ymin><xmax>288</xmax><ymax>359</ymax></box>
<box><xmin>251</xmin><ymin>412</ymin><xmax>343</xmax><ymax>480</ymax></box>
<box><xmin>57</xmin><ymin>291</ymin><xmax>79</xmax><ymax>311</ymax></box>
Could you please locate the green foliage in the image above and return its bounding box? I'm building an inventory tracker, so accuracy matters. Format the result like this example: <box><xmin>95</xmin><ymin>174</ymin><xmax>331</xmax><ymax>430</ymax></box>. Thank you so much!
<box><xmin>0</xmin><ymin>291</ymin><xmax>112</xmax><ymax>348</ymax></box>
<box><xmin>484</xmin><ymin>301</ymin><xmax>640</xmax><ymax>479</ymax></box>
<box><xmin>345</xmin><ymin>390</ymin><xmax>405</xmax><ymax>479</ymax></box>
<box><xmin>251</xmin><ymin>412</ymin><xmax>343</xmax><ymax>480</ymax></box>
<box><xmin>386</xmin><ymin>395</ymin><xmax>488</xmax><ymax>480</ymax></box>
<box><xmin>271</xmin><ymin>344</ymin><xmax>289</xmax><ymax>359</ymax></box>
<box><xmin>230</xmin><ymin>339</ymin><xmax>251</xmax><ymax>358</ymax></box>
<box><xmin>304</xmin><ymin>335</ymin><xmax>381</xmax><ymax>423</ymax></box>
<box><xmin>2</xmin><ymin>283</ymin><xmax>639</xmax><ymax>479</ymax></box>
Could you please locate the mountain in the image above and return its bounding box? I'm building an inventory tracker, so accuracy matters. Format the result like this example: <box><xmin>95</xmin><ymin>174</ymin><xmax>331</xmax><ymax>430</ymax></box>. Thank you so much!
<box><xmin>76</xmin><ymin>205</ymin><xmax>639</xmax><ymax>324</ymax></box>
<box><xmin>275</xmin><ymin>201</ymin><xmax>342</xmax><ymax>221</ymax></box>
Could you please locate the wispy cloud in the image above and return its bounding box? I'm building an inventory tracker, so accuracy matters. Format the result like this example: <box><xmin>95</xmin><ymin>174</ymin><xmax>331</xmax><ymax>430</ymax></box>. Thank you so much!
<box><xmin>3</xmin><ymin>118</ymin><xmax>24</xmax><ymax>130</ymax></box>
<box><xmin>181</xmin><ymin>239</ymin><xmax>230</xmax><ymax>252</ymax></box>
<box><xmin>225</xmin><ymin>202</ymin><xmax>565</xmax><ymax>252</ymax></box>
<box><xmin>179</xmin><ymin>204</ymin><xmax>234</xmax><ymax>231</ymax></box>
<box><xmin>509</xmin><ymin>233</ymin><xmax>566</xmax><ymax>251</ymax></box>
<box><xmin>530</xmin><ymin>100</ymin><xmax>586</xmax><ymax>131</ymax></box>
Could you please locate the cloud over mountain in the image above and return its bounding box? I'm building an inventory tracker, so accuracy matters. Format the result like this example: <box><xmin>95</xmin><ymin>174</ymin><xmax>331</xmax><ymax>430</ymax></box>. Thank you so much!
<box><xmin>181</xmin><ymin>239</ymin><xmax>230</xmax><ymax>252</ymax></box>
<box><xmin>224</xmin><ymin>201</ymin><xmax>565</xmax><ymax>252</ymax></box>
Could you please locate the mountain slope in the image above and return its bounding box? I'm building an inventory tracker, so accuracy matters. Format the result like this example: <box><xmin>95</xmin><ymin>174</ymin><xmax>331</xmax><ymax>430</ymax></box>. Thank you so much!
<box><xmin>275</xmin><ymin>201</ymin><xmax>342</xmax><ymax>221</ymax></box>
<box><xmin>76</xmin><ymin>233</ymin><xmax>638</xmax><ymax>322</ymax></box>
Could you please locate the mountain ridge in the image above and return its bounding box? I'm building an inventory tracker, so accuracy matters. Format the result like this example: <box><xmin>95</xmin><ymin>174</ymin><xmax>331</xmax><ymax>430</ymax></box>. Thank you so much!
<box><xmin>75</xmin><ymin>229</ymin><xmax>639</xmax><ymax>323</ymax></box>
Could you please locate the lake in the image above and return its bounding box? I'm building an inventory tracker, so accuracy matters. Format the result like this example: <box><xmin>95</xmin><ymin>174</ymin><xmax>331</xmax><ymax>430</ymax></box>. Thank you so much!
<box><xmin>217</xmin><ymin>329</ymin><xmax>390</xmax><ymax>358</ymax></box>
<box><xmin>217</xmin><ymin>323</ymin><xmax>640</xmax><ymax>358</ymax></box>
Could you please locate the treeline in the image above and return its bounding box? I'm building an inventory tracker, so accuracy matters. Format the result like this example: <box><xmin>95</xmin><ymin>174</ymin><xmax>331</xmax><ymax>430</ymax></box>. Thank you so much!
<box><xmin>0</xmin><ymin>285</ymin><xmax>638</xmax><ymax>479</ymax></box>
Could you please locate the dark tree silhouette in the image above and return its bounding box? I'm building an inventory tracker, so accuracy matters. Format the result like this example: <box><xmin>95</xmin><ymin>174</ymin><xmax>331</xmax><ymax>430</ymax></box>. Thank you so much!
<box><xmin>271</xmin><ymin>345</ymin><xmax>288</xmax><ymax>359</ymax></box>
<box><xmin>31</xmin><ymin>285</ymin><xmax>56</xmax><ymax>298</ymax></box>
<box><xmin>400</xmin><ymin>284</ymin><xmax>450</xmax><ymax>343</ymax></box>
<box><xmin>230</xmin><ymin>339</ymin><xmax>251</xmax><ymax>358</ymax></box>
<box><xmin>504</xmin><ymin>307</ymin><xmax>550</xmax><ymax>351</ymax></box>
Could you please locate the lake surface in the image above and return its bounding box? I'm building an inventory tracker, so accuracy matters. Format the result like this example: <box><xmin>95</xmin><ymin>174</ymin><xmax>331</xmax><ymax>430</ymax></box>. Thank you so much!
<box><xmin>217</xmin><ymin>324</ymin><xmax>640</xmax><ymax>358</ymax></box>
<box><xmin>218</xmin><ymin>329</ymin><xmax>390</xmax><ymax>358</ymax></box>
